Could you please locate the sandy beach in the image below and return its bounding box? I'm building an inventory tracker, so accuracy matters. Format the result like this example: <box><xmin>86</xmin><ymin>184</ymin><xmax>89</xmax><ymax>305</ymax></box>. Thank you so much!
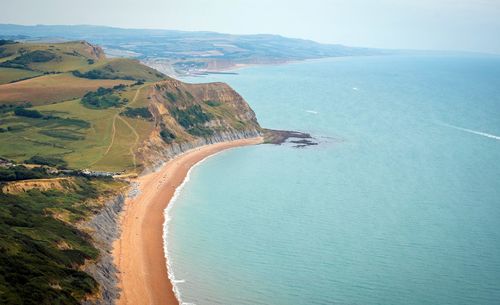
<box><xmin>113</xmin><ymin>137</ymin><xmax>263</xmax><ymax>305</ymax></box>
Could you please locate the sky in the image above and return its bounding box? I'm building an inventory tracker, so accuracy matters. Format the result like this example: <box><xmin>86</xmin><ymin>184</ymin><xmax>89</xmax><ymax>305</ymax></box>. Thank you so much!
<box><xmin>2</xmin><ymin>0</ymin><xmax>500</xmax><ymax>53</ymax></box>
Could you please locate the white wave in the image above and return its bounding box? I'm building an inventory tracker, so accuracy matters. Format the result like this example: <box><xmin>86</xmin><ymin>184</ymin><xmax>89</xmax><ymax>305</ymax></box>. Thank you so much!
<box><xmin>306</xmin><ymin>110</ymin><xmax>318</xmax><ymax>114</ymax></box>
<box><xmin>162</xmin><ymin>148</ymin><xmax>237</xmax><ymax>304</ymax></box>
<box><xmin>352</xmin><ymin>87</ymin><xmax>359</xmax><ymax>91</ymax></box>
<box><xmin>439</xmin><ymin>122</ymin><xmax>500</xmax><ymax>141</ymax></box>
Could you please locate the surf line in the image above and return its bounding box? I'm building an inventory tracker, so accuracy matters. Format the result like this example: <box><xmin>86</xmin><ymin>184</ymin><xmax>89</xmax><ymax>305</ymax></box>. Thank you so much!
<box><xmin>440</xmin><ymin>122</ymin><xmax>500</xmax><ymax>141</ymax></box>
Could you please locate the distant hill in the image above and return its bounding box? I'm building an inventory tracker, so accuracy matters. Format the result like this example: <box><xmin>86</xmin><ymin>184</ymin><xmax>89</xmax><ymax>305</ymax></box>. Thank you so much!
<box><xmin>0</xmin><ymin>24</ymin><xmax>384</xmax><ymax>76</ymax></box>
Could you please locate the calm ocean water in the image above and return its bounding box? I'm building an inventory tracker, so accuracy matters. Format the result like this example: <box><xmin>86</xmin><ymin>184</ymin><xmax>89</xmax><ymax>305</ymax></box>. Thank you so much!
<box><xmin>165</xmin><ymin>55</ymin><xmax>500</xmax><ymax>305</ymax></box>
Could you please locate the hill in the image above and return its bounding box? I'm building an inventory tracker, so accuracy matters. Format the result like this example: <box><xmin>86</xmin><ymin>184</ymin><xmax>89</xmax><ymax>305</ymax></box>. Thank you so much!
<box><xmin>0</xmin><ymin>24</ymin><xmax>384</xmax><ymax>75</ymax></box>
<box><xmin>0</xmin><ymin>40</ymin><xmax>264</xmax><ymax>304</ymax></box>
<box><xmin>0</xmin><ymin>40</ymin><xmax>261</xmax><ymax>172</ymax></box>
<box><xmin>0</xmin><ymin>40</ymin><xmax>164</xmax><ymax>104</ymax></box>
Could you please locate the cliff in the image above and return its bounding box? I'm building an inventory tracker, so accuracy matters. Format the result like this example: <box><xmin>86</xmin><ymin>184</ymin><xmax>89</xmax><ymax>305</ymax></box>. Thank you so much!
<box><xmin>136</xmin><ymin>78</ymin><xmax>262</xmax><ymax>171</ymax></box>
<box><xmin>0</xmin><ymin>40</ymin><xmax>263</xmax><ymax>305</ymax></box>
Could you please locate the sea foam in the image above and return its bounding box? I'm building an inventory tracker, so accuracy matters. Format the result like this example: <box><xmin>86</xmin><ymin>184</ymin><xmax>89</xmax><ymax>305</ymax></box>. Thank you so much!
<box><xmin>162</xmin><ymin>148</ymin><xmax>237</xmax><ymax>305</ymax></box>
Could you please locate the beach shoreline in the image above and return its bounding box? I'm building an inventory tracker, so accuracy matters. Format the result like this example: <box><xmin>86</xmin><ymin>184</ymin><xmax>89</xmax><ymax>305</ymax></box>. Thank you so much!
<box><xmin>113</xmin><ymin>137</ymin><xmax>263</xmax><ymax>305</ymax></box>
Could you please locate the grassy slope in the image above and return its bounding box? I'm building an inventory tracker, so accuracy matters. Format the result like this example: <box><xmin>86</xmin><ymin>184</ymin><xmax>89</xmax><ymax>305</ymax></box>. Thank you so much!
<box><xmin>0</xmin><ymin>41</ymin><xmax>163</xmax><ymax>171</ymax></box>
<box><xmin>0</xmin><ymin>39</ymin><xmax>263</xmax><ymax>304</ymax></box>
<box><xmin>0</xmin><ymin>67</ymin><xmax>41</xmax><ymax>85</ymax></box>
<box><xmin>0</xmin><ymin>41</ymin><xmax>258</xmax><ymax>173</ymax></box>
<box><xmin>0</xmin><ymin>84</ymin><xmax>154</xmax><ymax>171</ymax></box>
<box><xmin>0</xmin><ymin>41</ymin><xmax>102</xmax><ymax>71</ymax></box>
<box><xmin>76</xmin><ymin>57</ymin><xmax>165</xmax><ymax>82</ymax></box>
<box><xmin>0</xmin><ymin>73</ymin><xmax>134</xmax><ymax>105</ymax></box>
<box><xmin>0</xmin><ymin>176</ymin><xmax>127</xmax><ymax>305</ymax></box>
<box><xmin>0</xmin><ymin>41</ymin><xmax>159</xmax><ymax>105</ymax></box>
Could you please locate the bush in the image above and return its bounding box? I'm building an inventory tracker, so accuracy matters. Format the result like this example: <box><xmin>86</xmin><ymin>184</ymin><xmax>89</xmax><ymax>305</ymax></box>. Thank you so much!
<box><xmin>14</xmin><ymin>107</ymin><xmax>43</xmax><ymax>118</ymax></box>
<box><xmin>39</xmin><ymin>130</ymin><xmax>85</xmax><ymax>141</ymax></box>
<box><xmin>81</xmin><ymin>87</ymin><xmax>125</xmax><ymax>109</ymax></box>
<box><xmin>165</xmin><ymin>92</ymin><xmax>178</xmax><ymax>102</ymax></box>
<box><xmin>160</xmin><ymin>129</ymin><xmax>176</xmax><ymax>144</ymax></box>
<box><xmin>120</xmin><ymin>107</ymin><xmax>153</xmax><ymax>120</ymax></box>
<box><xmin>72</xmin><ymin>67</ymin><xmax>135</xmax><ymax>81</ymax></box>
<box><xmin>170</xmin><ymin>105</ymin><xmax>212</xmax><ymax>129</ymax></box>
<box><xmin>187</xmin><ymin>126</ymin><xmax>214</xmax><ymax>137</ymax></box>
<box><xmin>25</xmin><ymin>155</ymin><xmax>68</xmax><ymax>168</ymax></box>
<box><xmin>204</xmin><ymin>100</ymin><xmax>222</xmax><ymax>107</ymax></box>
<box><xmin>0</xmin><ymin>50</ymin><xmax>57</xmax><ymax>69</ymax></box>
<box><xmin>0</xmin><ymin>166</ymin><xmax>50</xmax><ymax>182</ymax></box>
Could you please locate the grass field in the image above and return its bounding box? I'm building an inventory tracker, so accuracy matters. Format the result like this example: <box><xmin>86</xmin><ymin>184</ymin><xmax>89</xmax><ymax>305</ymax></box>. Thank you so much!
<box><xmin>0</xmin><ymin>84</ymin><xmax>154</xmax><ymax>172</ymax></box>
<box><xmin>0</xmin><ymin>73</ymin><xmax>134</xmax><ymax>105</ymax></box>
<box><xmin>0</xmin><ymin>41</ymin><xmax>103</xmax><ymax>72</ymax></box>
<box><xmin>0</xmin><ymin>67</ymin><xmax>42</xmax><ymax>85</ymax></box>
<box><xmin>76</xmin><ymin>57</ymin><xmax>165</xmax><ymax>82</ymax></box>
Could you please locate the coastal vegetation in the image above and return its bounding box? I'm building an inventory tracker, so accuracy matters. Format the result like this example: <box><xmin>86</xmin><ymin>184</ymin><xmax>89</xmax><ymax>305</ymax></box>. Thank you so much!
<box><xmin>25</xmin><ymin>155</ymin><xmax>68</xmax><ymax>168</ymax></box>
<box><xmin>0</xmin><ymin>40</ymin><xmax>263</xmax><ymax>304</ymax></box>
<box><xmin>160</xmin><ymin>127</ymin><xmax>176</xmax><ymax>143</ymax></box>
<box><xmin>81</xmin><ymin>87</ymin><xmax>126</xmax><ymax>109</ymax></box>
<box><xmin>0</xmin><ymin>166</ymin><xmax>126</xmax><ymax>304</ymax></box>
<box><xmin>120</xmin><ymin>107</ymin><xmax>153</xmax><ymax>120</ymax></box>
<box><xmin>0</xmin><ymin>50</ymin><xmax>58</xmax><ymax>70</ymax></box>
<box><xmin>0</xmin><ymin>164</ymin><xmax>53</xmax><ymax>181</ymax></box>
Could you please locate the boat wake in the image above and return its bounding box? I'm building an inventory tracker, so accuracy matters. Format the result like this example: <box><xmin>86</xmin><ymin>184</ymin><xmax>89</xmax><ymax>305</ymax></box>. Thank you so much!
<box><xmin>439</xmin><ymin>122</ymin><xmax>500</xmax><ymax>141</ymax></box>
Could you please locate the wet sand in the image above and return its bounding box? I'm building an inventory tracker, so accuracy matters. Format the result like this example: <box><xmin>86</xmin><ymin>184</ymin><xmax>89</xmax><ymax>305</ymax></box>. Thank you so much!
<box><xmin>114</xmin><ymin>137</ymin><xmax>263</xmax><ymax>305</ymax></box>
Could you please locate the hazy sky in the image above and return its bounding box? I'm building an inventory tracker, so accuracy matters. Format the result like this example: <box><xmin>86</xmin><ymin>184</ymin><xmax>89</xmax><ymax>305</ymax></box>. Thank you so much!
<box><xmin>3</xmin><ymin>0</ymin><xmax>500</xmax><ymax>53</ymax></box>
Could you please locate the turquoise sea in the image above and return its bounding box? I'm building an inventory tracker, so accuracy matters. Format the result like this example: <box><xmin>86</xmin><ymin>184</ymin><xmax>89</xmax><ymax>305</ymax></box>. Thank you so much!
<box><xmin>165</xmin><ymin>55</ymin><xmax>500</xmax><ymax>305</ymax></box>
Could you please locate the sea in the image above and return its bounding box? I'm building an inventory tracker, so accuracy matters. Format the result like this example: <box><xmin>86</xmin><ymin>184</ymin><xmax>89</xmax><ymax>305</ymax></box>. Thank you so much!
<box><xmin>164</xmin><ymin>54</ymin><xmax>500</xmax><ymax>305</ymax></box>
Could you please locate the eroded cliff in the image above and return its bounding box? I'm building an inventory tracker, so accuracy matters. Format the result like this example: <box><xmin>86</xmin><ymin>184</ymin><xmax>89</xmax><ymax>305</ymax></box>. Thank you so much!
<box><xmin>135</xmin><ymin>78</ymin><xmax>262</xmax><ymax>171</ymax></box>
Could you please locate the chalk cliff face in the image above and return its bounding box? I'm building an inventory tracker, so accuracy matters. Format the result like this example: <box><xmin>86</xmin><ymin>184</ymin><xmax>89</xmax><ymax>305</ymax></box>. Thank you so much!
<box><xmin>137</xmin><ymin>78</ymin><xmax>262</xmax><ymax>171</ymax></box>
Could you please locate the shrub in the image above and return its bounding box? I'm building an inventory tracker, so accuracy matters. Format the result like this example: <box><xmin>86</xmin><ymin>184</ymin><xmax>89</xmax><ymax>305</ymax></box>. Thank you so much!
<box><xmin>204</xmin><ymin>100</ymin><xmax>222</xmax><ymax>107</ymax></box>
<box><xmin>165</xmin><ymin>92</ymin><xmax>178</xmax><ymax>102</ymax></box>
<box><xmin>170</xmin><ymin>105</ymin><xmax>212</xmax><ymax>129</ymax></box>
<box><xmin>25</xmin><ymin>155</ymin><xmax>68</xmax><ymax>168</ymax></box>
<box><xmin>81</xmin><ymin>87</ymin><xmax>125</xmax><ymax>109</ymax></box>
<box><xmin>0</xmin><ymin>50</ymin><xmax>57</xmax><ymax>69</ymax></box>
<box><xmin>14</xmin><ymin>107</ymin><xmax>43</xmax><ymax>118</ymax></box>
<box><xmin>0</xmin><ymin>165</ymin><xmax>50</xmax><ymax>181</ymax></box>
<box><xmin>187</xmin><ymin>126</ymin><xmax>214</xmax><ymax>137</ymax></box>
<box><xmin>120</xmin><ymin>107</ymin><xmax>153</xmax><ymax>120</ymax></box>
<box><xmin>160</xmin><ymin>129</ymin><xmax>176</xmax><ymax>143</ymax></box>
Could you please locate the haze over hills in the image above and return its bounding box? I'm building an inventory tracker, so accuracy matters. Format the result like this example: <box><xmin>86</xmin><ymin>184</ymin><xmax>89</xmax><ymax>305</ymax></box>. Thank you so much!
<box><xmin>0</xmin><ymin>24</ymin><xmax>384</xmax><ymax>76</ymax></box>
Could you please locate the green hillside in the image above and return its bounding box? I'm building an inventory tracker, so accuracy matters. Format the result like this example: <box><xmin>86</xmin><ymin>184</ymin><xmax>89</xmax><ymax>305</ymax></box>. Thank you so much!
<box><xmin>0</xmin><ymin>39</ymin><xmax>263</xmax><ymax>304</ymax></box>
<box><xmin>0</xmin><ymin>41</ymin><xmax>259</xmax><ymax>173</ymax></box>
